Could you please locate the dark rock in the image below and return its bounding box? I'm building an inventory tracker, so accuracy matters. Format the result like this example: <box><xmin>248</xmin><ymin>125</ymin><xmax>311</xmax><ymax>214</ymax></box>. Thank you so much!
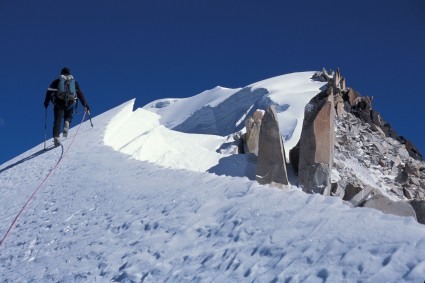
<box><xmin>363</xmin><ymin>194</ymin><xmax>417</xmax><ymax>220</ymax></box>
<box><xmin>410</xmin><ymin>200</ymin><xmax>425</xmax><ymax>224</ymax></box>
<box><xmin>331</xmin><ymin>182</ymin><xmax>344</xmax><ymax>198</ymax></box>
<box><xmin>311</xmin><ymin>71</ymin><xmax>328</xmax><ymax>82</ymax></box>
<box><xmin>381</xmin><ymin>122</ymin><xmax>399</xmax><ymax>139</ymax></box>
<box><xmin>395</xmin><ymin>170</ymin><xmax>409</xmax><ymax>184</ymax></box>
<box><xmin>353</xmin><ymin>96</ymin><xmax>372</xmax><ymax>112</ymax></box>
<box><xmin>343</xmin><ymin>101</ymin><xmax>352</xmax><ymax>114</ymax></box>
<box><xmin>344</xmin><ymin>88</ymin><xmax>361</xmax><ymax>107</ymax></box>
<box><xmin>343</xmin><ymin>184</ymin><xmax>373</xmax><ymax>207</ymax></box>
<box><xmin>370</xmin><ymin>110</ymin><xmax>384</xmax><ymax>126</ymax></box>
<box><xmin>321</xmin><ymin>67</ymin><xmax>333</xmax><ymax>81</ymax></box>
<box><xmin>289</xmin><ymin>142</ymin><xmax>300</xmax><ymax>176</ymax></box>
<box><xmin>405</xmin><ymin>161</ymin><xmax>420</xmax><ymax>177</ymax></box>
<box><xmin>390</xmin><ymin>187</ymin><xmax>404</xmax><ymax>198</ymax></box>
<box><xmin>403</xmin><ymin>187</ymin><xmax>415</xmax><ymax>199</ymax></box>
<box><xmin>340</xmin><ymin>77</ymin><xmax>346</xmax><ymax>91</ymax></box>
<box><xmin>398</xmin><ymin>136</ymin><xmax>423</xmax><ymax>161</ymax></box>
<box><xmin>343</xmin><ymin>183</ymin><xmax>363</xmax><ymax>201</ymax></box>
<box><xmin>256</xmin><ymin>106</ymin><xmax>288</xmax><ymax>187</ymax></box>
<box><xmin>299</xmin><ymin>163</ymin><xmax>330</xmax><ymax>194</ymax></box>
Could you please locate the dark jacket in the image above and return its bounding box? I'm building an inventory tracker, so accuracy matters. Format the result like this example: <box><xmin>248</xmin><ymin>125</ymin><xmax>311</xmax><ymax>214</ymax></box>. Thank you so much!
<box><xmin>44</xmin><ymin>78</ymin><xmax>88</xmax><ymax>109</ymax></box>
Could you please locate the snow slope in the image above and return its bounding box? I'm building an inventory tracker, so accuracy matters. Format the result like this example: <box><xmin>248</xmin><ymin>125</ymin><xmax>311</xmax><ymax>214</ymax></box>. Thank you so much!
<box><xmin>1</xmin><ymin>96</ymin><xmax>425</xmax><ymax>282</ymax></box>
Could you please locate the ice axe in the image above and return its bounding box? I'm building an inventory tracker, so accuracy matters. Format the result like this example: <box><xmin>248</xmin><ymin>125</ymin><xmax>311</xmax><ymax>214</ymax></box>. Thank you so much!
<box><xmin>87</xmin><ymin>109</ymin><xmax>93</xmax><ymax>127</ymax></box>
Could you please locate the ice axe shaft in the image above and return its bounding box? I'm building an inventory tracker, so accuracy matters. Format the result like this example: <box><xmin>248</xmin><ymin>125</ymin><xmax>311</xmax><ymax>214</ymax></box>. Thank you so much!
<box><xmin>44</xmin><ymin>108</ymin><xmax>47</xmax><ymax>150</ymax></box>
<box><xmin>87</xmin><ymin>109</ymin><xmax>93</xmax><ymax>127</ymax></box>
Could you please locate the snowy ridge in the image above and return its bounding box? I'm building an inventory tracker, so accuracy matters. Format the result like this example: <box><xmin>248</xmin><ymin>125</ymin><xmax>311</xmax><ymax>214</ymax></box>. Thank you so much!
<box><xmin>104</xmin><ymin>100</ymin><xmax>227</xmax><ymax>172</ymax></box>
<box><xmin>1</xmin><ymin>73</ymin><xmax>425</xmax><ymax>281</ymax></box>
<box><xmin>144</xmin><ymin>71</ymin><xmax>327</xmax><ymax>159</ymax></box>
<box><xmin>106</xmin><ymin>72</ymin><xmax>326</xmax><ymax>173</ymax></box>
<box><xmin>144</xmin><ymin>86</ymin><xmax>241</xmax><ymax>129</ymax></box>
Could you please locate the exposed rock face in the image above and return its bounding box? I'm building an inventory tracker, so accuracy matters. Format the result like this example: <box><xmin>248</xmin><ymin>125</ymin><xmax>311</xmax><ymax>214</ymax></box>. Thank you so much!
<box><xmin>334</xmin><ymin>93</ymin><xmax>346</xmax><ymax>116</ymax></box>
<box><xmin>339</xmin><ymin>77</ymin><xmax>346</xmax><ymax>91</ymax></box>
<box><xmin>297</xmin><ymin>91</ymin><xmax>335</xmax><ymax>195</ymax></box>
<box><xmin>363</xmin><ymin>195</ymin><xmax>417</xmax><ymax>219</ymax></box>
<box><xmin>244</xmin><ymin>110</ymin><xmax>264</xmax><ymax>155</ymax></box>
<box><xmin>410</xmin><ymin>200</ymin><xmax>425</xmax><ymax>224</ymax></box>
<box><xmin>346</xmin><ymin>89</ymin><xmax>360</xmax><ymax>107</ymax></box>
<box><xmin>248</xmin><ymin>68</ymin><xmax>425</xmax><ymax>224</ymax></box>
<box><xmin>330</xmin><ymin>78</ymin><xmax>423</xmax><ymax>161</ymax></box>
<box><xmin>310</xmin><ymin>68</ymin><xmax>425</xmax><ymax>224</ymax></box>
<box><xmin>343</xmin><ymin>183</ymin><xmax>373</xmax><ymax>207</ymax></box>
<box><xmin>256</xmin><ymin>106</ymin><xmax>288</xmax><ymax>187</ymax></box>
<box><xmin>333</xmin><ymin>111</ymin><xmax>425</xmax><ymax>202</ymax></box>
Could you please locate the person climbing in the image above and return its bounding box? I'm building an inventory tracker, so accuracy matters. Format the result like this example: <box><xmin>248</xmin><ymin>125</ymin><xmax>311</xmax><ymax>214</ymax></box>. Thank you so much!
<box><xmin>44</xmin><ymin>67</ymin><xmax>89</xmax><ymax>146</ymax></box>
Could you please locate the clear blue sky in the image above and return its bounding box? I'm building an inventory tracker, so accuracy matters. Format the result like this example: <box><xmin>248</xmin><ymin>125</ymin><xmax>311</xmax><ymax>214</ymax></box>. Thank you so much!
<box><xmin>0</xmin><ymin>0</ymin><xmax>424</xmax><ymax>164</ymax></box>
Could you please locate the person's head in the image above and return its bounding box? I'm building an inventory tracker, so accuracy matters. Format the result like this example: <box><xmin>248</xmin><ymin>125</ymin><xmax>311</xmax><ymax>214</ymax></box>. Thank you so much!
<box><xmin>61</xmin><ymin>67</ymin><xmax>71</xmax><ymax>76</ymax></box>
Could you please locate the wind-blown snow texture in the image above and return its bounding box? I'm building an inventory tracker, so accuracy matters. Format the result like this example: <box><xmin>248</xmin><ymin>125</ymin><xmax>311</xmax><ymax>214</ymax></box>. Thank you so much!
<box><xmin>1</xmin><ymin>72</ymin><xmax>425</xmax><ymax>282</ymax></box>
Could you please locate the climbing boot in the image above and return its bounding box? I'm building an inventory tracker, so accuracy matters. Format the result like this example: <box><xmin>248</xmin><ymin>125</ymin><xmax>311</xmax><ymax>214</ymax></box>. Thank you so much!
<box><xmin>63</xmin><ymin>121</ymin><xmax>70</xmax><ymax>138</ymax></box>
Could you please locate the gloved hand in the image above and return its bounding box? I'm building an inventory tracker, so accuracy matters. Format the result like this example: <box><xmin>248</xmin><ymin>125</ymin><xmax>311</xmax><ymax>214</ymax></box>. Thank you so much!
<box><xmin>44</xmin><ymin>101</ymin><xmax>49</xmax><ymax>108</ymax></box>
<box><xmin>85</xmin><ymin>104</ymin><xmax>90</xmax><ymax>111</ymax></box>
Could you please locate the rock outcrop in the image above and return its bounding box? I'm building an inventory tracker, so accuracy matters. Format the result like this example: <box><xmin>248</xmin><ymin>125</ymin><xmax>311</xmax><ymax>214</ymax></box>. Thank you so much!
<box><xmin>256</xmin><ymin>106</ymin><xmax>289</xmax><ymax>187</ymax></box>
<box><xmin>343</xmin><ymin>184</ymin><xmax>373</xmax><ymax>207</ymax></box>
<box><xmin>362</xmin><ymin>194</ymin><xmax>417</xmax><ymax>220</ymax></box>
<box><xmin>245</xmin><ymin>68</ymin><xmax>425</xmax><ymax>224</ymax></box>
<box><xmin>312</xmin><ymin>68</ymin><xmax>425</xmax><ymax>223</ymax></box>
<box><xmin>296</xmin><ymin>90</ymin><xmax>335</xmax><ymax>195</ymax></box>
<box><xmin>410</xmin><ymin>200</ymin><xmax>425</xmax><ymax>224</ymax></box>
<box><xmin>244</xmin><ymin>110</ymin><xmax>264</xmax><ymax>155</ymax></box>
<box><xmin>333</xmin><ymin>99</ymin><xmax>425</xmax><ymax>202</ymax></box>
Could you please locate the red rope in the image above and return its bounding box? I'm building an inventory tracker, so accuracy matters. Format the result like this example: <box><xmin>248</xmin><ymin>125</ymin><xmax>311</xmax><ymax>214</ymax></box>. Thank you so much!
<box><xmin>0</xmin><ymin>111</ymin><xmax>87</xmax><ymax>247</ymax></box>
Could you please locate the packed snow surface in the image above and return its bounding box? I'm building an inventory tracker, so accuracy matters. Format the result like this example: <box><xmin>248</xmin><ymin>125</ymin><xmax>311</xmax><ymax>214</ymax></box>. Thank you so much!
<box><xmin>1</xmin><ymin>74</ymin><xmax>425</xmax><ymax>281</ymax></box>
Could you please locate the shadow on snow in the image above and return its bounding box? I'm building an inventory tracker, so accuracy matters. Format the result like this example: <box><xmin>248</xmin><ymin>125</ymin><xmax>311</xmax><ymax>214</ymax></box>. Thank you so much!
<box><xmin>0</xmin><ymin>145</ymin><xmax>61</xmax><ymax>174</ymax></box>
<box><xmin>207</xmin><ymin>154</ymin><xmax>257</xmax><ymax>180</ymax></box>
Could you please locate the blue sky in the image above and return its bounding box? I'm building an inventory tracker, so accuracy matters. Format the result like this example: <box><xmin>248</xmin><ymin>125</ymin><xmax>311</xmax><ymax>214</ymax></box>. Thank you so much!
<box><xmin>0</xmin><ymin>0</ymin><xmax>424</xmax><ymax>164</ymax></box>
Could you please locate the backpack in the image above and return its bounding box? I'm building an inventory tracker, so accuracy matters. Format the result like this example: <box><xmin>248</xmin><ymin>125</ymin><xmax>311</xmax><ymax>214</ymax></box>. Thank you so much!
<box><xmin>56</xmin><ymin>75</ymin><xmax>76</xmax><ymax>103</ymax></box>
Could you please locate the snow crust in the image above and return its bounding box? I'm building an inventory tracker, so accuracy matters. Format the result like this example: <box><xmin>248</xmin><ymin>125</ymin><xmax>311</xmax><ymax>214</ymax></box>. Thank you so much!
<box><xmin>1</xmin><ymin>96</ymin><xmax>425</xmax><ymax>282</ymax></box>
